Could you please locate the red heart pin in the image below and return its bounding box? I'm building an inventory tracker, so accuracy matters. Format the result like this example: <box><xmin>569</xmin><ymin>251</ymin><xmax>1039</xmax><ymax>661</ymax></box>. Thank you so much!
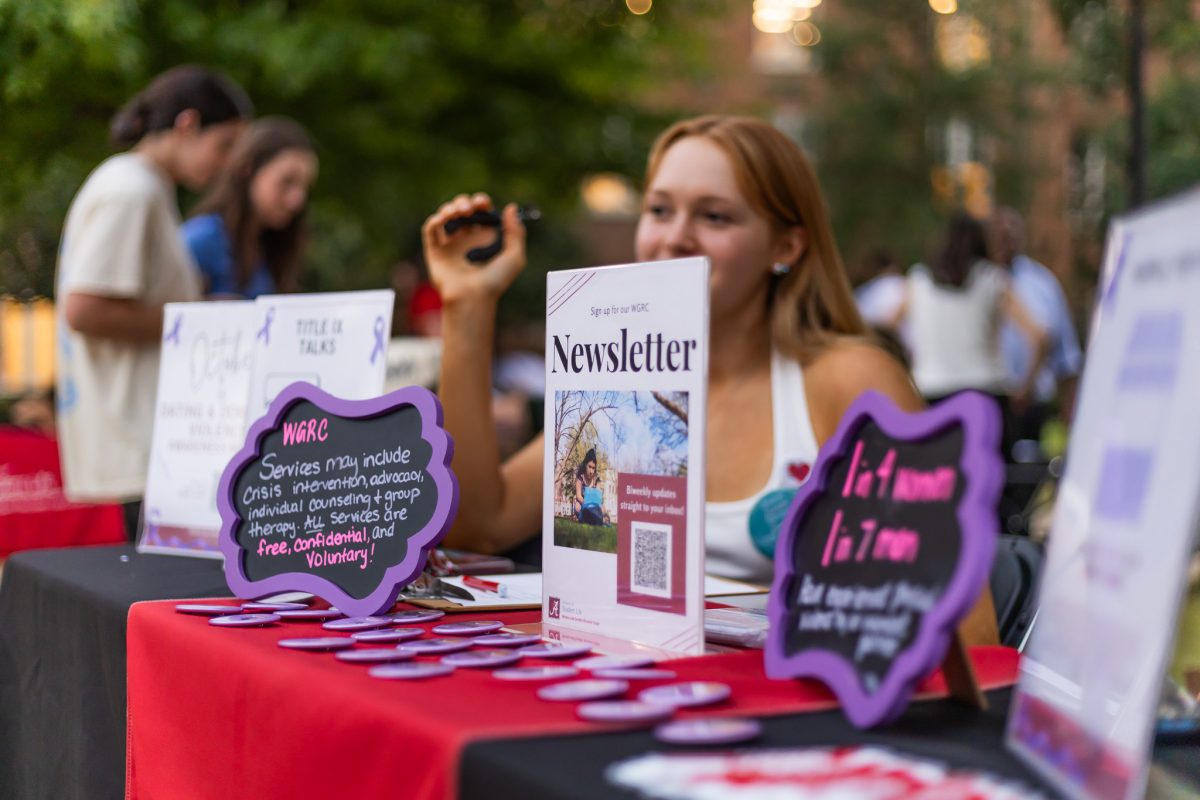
<box><xmin>787</xmin><ymin>462</ymin><xmax>811</xmax><ymax>483</ymax></box>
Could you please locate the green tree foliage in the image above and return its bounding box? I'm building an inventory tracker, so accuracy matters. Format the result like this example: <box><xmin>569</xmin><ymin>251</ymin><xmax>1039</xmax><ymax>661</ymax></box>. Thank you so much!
<box><xmin>1053</xmin><ymin>0</ymin><xmax>1200</xmax><ymax>212</ymax></box>
<box><xmin>0</xmin><ymin>0</ymin><xmax>717</xmax><ymax>304</ymax></box>
<box><xmin>807</xmin><ymin>0</ymin><xmax>1049</xmax><ymax>274</ymax></box>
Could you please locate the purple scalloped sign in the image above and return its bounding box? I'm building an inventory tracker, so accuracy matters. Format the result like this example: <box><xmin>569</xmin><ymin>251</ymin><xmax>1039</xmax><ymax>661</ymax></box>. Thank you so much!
<box><xmin>217</xmin><ymin>382</ymin><xmax>457</xmax><ymax>617</ymax></box>
<box><xmin>765</xmin><ymin>390</ymin><xmax>1002</xmax><ymax>728</ymax></box>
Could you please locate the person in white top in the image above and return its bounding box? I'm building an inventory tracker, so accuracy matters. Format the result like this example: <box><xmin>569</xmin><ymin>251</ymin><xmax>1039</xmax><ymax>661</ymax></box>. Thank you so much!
<box><xmin>56</xmin><ymin>65</ymin><xmax>252</xmax><ymax>536</ymax></box>
<box><xmin>889</xmin><ymin>213</ymin><xmax>1047</xmax><ymax>406</ymax></box>
<box><xmin>854</xmin><ymin>249</ymin><xmax>906</xmax><ymax>330</ymax></box>
<box><xmin>424</xmin><ymin>119</ymin><xmax>915</xmax><ymax>560</ymax></box>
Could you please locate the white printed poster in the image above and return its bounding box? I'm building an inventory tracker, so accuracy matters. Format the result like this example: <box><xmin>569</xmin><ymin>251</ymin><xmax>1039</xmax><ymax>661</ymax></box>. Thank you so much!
<box><xmin>246</xmin><ymin>290</ymin><xmax>394</xmax><ymax>416</ymax></box>
<box><xmin>140</xmin><ymin>301</ymin><xmax>256</xmax><ymax>556</ymax></box>
<box><xmin>1007</xmin><ymin>188</ymin><xmax>1200</xmax><ymax>800</ymax></box>
<box><xmin>542</xmin><ymin>258</ymin><xmax>709</xmax><ymax>655</ymax></box>
<box><xmin>141</xmin><ymin>290</ymin><xmax>396</xmax><ymax>558</ymax></box>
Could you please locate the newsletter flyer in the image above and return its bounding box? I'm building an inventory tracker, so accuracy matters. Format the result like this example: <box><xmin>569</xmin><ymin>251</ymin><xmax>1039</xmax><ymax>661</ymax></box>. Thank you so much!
<box><xmin>542</xmin><ymin>257</ymin><xmax>709</xmax><ymax>655</ymax></box>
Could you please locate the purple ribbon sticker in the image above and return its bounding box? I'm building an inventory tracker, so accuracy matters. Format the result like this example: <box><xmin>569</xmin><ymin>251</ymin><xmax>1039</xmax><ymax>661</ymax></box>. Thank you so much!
<box><xmin>1102</xmin><ymin>230</ymin><xmax>1133</xmax><ymax>311</ymax></box>
<box><xmin>163</xmin><ymin>315</ymin><xmax>182</xmax><ymax>347</ymax></box>
<box><xmin>143</xmin><ymin>506</ymin><xmax>162</xmax><ymax>545</ymax></box>
<box><xmin>370</xmin><ymin>316</ymin><xmax>385</xmax><ymax>364</ymax></box>
<box><xmin>256</xmin><ymin>307</ymin><xmax>275</xmax><ymax>346</ymax></box>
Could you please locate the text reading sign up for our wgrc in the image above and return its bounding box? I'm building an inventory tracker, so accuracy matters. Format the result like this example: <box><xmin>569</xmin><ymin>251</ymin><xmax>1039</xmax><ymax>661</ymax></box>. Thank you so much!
<box><xmin>218</xmin><ymin>383</ymin><xmax>456</xmax><ymax>617</ymax></box>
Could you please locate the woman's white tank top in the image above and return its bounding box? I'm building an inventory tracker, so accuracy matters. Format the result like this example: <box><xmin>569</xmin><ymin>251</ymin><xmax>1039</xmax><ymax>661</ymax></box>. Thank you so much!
<box><xmin>704</xmin><ymin>350</ymin><xmax>819</xmax><ymax>584</ymax></box>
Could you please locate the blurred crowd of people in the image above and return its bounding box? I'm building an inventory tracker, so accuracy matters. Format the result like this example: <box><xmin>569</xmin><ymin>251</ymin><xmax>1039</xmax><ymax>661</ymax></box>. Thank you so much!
<box><xmin>854</xmin><ymin>208</ymin><xmax>1081</xmax><ymax>463</ymax></box>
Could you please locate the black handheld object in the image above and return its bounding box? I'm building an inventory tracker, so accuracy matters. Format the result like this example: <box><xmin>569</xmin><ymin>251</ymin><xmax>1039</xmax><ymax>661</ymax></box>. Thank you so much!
<box><xmin>442</xmin><ymin>205</ymin><xmax>541</xmax><ymax>263</ymax></box>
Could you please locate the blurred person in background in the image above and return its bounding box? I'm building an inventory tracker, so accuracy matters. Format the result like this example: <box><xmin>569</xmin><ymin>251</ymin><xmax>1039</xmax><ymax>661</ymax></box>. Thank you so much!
<box><xmin>991</xmin><ymin>206</ymin><xmax>1083</xmax><ymax>443</ymax></box>
<box><xmin>408</xmin><ymin>282</ymin><xmax>444</xmax><ymax>338</ymax></box>
<box><xmin>55</xmin><ymin>65</ymin><xmax>252</xmax><ymax>538</ymax></box>
<box><xmin>184</xmin><ymin>117</ymin><xmax>317</xmax><ymax>298</ymax></box>
<box><xmin>853</xmin><ymin>247</ymin><xmax>911</xmax><ymax>371</ymax></box>
<box><xmin>889</xmin><ymin>212</ymin><xmax>1048</xmax><ymax>458</ymax></box>
<box><xmin>492</xmin><ymin>321</ymin><xmax>546</xmax><ymax>461</ymax></box>
<box><xmin>8</xmin><ymin>389</ymin><xmax>56</xmax><ymax>436</ymax></box>
<box><xmin>854</xmin><ymin>248</ymin><xmax>906</xmax><ymax>331</ymax></box>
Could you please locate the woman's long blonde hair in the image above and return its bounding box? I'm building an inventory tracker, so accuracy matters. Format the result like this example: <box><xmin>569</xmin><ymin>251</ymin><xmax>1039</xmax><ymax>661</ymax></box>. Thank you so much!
<box><xmin>644</xmin><ymin>116</ymin><xmax>865</xmax><ymax>363</ymax></box>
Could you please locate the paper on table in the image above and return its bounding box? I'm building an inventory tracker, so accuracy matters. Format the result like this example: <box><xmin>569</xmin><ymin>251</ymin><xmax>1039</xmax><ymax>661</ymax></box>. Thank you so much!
<box><xmin>435</xmin><ymin>574</ymin><xmax>544</xmax><ymax>609</ymax></box>
<box><xmin>429</xmin><ymin>574</ymin><xmax>764</xmax><ymax>611</ymax></box>
<box><xmin>704</xmin><ymin>575</ymin><xmax>769</xmax><ymax>597</ymax></box>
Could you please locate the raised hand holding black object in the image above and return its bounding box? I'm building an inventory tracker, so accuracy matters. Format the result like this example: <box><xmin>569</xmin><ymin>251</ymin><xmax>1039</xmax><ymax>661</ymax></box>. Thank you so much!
<box><xmin>442</xmin><ymin>205</ymin><xmax>541</xmax><ymax>264</ymax></box>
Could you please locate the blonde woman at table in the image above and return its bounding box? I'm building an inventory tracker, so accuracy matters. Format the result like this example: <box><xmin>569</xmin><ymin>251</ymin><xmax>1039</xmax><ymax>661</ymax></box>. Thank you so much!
<box><xmin>423</xmin><ymin>116</ymin><xmax>997</xmax><ymax>644</ymax></box>
<box><xmin>56</xmin><ymin>65</ymin><xmax>252</xmax><ymax>538</ymax></box>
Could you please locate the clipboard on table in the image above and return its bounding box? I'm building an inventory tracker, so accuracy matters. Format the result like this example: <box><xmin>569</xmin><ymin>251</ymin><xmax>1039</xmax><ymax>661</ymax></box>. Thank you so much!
<box><xmin>403</xmin><ymin>573</ymin><xmax>543</xmax><ymax>613</ymax></box>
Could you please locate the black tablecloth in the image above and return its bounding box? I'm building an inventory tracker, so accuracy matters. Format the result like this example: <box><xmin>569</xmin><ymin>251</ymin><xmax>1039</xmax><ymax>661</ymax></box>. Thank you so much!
<box><xmin>0</xmin><ymin>545</ymin><xmax>227</xmax><ymax>800</ymax></box>
<box><xmin>1</xmin><ymin>544</ymin><xmax>1196</xmax><ymax>800</ymax></box>
<box><xmin>460</xmin><ymin>688</ymin><xmax>1200</xmax><ymax>800</ymax></box>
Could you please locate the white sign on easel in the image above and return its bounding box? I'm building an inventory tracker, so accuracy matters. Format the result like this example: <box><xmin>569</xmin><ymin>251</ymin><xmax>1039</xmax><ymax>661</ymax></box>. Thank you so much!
<box><xmin>541</xmin><ymin>258</ymin><xmax>709</xmax><ymax>656</ymax></box>
<box><xmin>140</xmin><ymin>301</ymin><xmax>256</xmax><ymax>556</ymax></box>
<box><xmin>246</xmin><ymin>290</ymin><xmax>394</xmax><ymax>416</ymax></box>
<box><xmin>1007</xmin><ymin>188</ymin><xmax>1200</xmax><ymax>800</ymax></box>
<box><xmin>141</xmin><ymin>290</ymin><xmax>395</xmax><ymax>558</ymax></box>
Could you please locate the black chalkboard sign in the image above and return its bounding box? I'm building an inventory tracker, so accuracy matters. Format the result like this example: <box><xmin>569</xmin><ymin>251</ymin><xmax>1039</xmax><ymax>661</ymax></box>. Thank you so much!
<box><xmin>765</xmin><ymin>391</ymin><xmax>1002</xmax><ymax>728</ymax></box>
<box><xmin>218</xmin><ymin>383</ymin><xmax>457</xmax><ymax>616</ymax></box>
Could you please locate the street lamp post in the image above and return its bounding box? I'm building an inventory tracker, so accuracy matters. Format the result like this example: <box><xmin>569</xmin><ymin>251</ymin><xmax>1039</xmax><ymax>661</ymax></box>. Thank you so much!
<box><xmin>1128</xmin><ymin>0</ymin><xmax>1146</xmax><ymax>209</ymax></box>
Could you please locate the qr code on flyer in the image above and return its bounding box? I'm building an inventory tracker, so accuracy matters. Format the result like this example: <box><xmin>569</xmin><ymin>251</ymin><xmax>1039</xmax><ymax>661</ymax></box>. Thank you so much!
<box><xmin>631</xmin><ymin>521</ymin><xmax>672</xmax><ymax>598</ymax></box>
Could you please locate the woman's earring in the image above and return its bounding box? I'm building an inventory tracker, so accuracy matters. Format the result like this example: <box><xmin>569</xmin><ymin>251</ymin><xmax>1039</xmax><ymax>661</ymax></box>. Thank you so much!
<box><xmin>772</xmin><ymin>261</ymin><xmax>791</xmax><ymax>275</ymax></box>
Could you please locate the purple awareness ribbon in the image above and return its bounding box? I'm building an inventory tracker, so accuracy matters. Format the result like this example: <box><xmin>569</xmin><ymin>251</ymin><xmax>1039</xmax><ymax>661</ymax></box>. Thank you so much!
<box><xmin>256</xmin><ymin>307</ymin><xmax>275</xmax><ymax>345</ymax></box>
<box><xmin>1102</xmin><ymin>231</ymin><xmax>1133</xmax><ymax>312</ymax></box>
<box><xmin>145</xmin><ymin>507</ymin><xmax>162</xmax><ymax>545</ymax></box>
<box><xmin>370</xmin><ymin>316</ymin><xmax>385</xmax><ymax>364</ymax></box>
<box><xmin>163</xmin><ymin>315</ymin><xmax>182</xmax><ymax>346</ymax></box>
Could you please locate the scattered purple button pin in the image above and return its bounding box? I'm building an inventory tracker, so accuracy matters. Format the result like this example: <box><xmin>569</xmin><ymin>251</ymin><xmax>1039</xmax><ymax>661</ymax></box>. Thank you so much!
<box><xmin>209</xmin><ymin>613</ymin><xmax>281</xmax><ymax>627</ymax></box>
<box><xmin>518</xmin><ymin>642</ymin><xmax>593</xmax><ymax>660</ymax></box>
<box><xmin>396</xmin><ymin>638</ymin><xmax>473</xmax><ymax>655</ymax></box>
<box><xmin>431</xmin><ymin>619</ymin><xmax>504</xmax><ymax>636</ymax></box>
<box><xmin>351</xmin><ymin>627</ymin><xmax>425</xmax><ymax>643</ymax></box>
<box><xmin>386</xmin><ymin>609</ymin><xmax>445</xmax><ymax>625</ymax></box>
<box><xmin>336</xmin><ymin>648</ymin><xmax>415</xmax><ymax>664</ymax></box>
<box><xmin>369</xmin><ymin>662</ymin><xmax>455</xmax><ymax>680</ymax></box>
<box><xmin>175</xmin><ymin>603</ymin><xmax>244</xmax><ymax>616</ymax></box>
<box><xmin>277</xmin><ymin>608</ymin><xmax>343</xmax><ymax>621</ymax></box>
<box><xmin>576</xmin><ymin>701</ymin><xmax>674</xmax><ymax>725</ymax></box>
<box><xmin>242</xmin><ymin>601</ymin><xmax>310</xmax><ymax>612</ymax></box>
<box><xmin>591</xmin><ymin>668</ymin><xmax>677</xmax><ymax>681</ymax></box>
<box><xmin>493</xmin><ymin>665</ymin><xmax>580</xmax><ymax>682</ymax></box>
<box><xmin>653</xmin><ymin>717</ymin><xmax>762</xmax><ymax>746</ymax></box>
<box><xmin>575</xmin><ymin>655</ymin><xmax>656</xmax><ymax>671</ymax></box>
<box><xmin>441</xmin><ymin>649</ymin><xmax>523</xmax><ymax>669</ymax></box>
<box><xmin>638</xmin><ymin>682</ymin><xmax>732</xmax><ymax>708</ymax></box>
<box><xmin>277</xmin><ymin>636</ymin><xmax>354</xmax><ymax>651</ymax></box>
<box><xmin>537</xmin><ymin>679</ymin><xmax>629</xmax><ymax>702</ymax></box>
<box><xmin>322</xmin><ymin>616</ymin><xmax>392</xmax><ymax>632</ymax></box>
<box><xmin>471</xmin><ymin>633</ymin><xmax>542</xmax><ymax>648</ymax></box>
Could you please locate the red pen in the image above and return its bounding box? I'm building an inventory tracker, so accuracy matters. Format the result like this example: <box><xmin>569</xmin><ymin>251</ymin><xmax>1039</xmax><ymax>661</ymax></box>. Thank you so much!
<box><xmin>462</xmin><ymin>575</ymin><xmax>508</xmax><ymax>598</ymax></box>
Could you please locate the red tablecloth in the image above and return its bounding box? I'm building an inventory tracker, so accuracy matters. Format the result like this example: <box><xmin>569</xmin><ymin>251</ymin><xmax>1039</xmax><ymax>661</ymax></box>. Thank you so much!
<box><xmin>126</xmin><ymin>599</ymin><xmax>1019</xmax><ymax>800</ymax></box>
<box><xmin>0</xmin><ymin>426</ymin><xmax>125</xmax><ymax>557</ymax></box>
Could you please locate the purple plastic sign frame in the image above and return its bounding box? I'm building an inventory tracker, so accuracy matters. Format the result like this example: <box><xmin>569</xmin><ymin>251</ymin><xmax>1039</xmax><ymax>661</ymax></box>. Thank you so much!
<box><xmin>764</xmin><ymin>390</ymin><xmax>1002</xmax><ymax>728</ymax></box>
<box><xmin>217</xmin><ymin>382</ymin><xmax>457</xmax><ymax>617</ymax></box>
